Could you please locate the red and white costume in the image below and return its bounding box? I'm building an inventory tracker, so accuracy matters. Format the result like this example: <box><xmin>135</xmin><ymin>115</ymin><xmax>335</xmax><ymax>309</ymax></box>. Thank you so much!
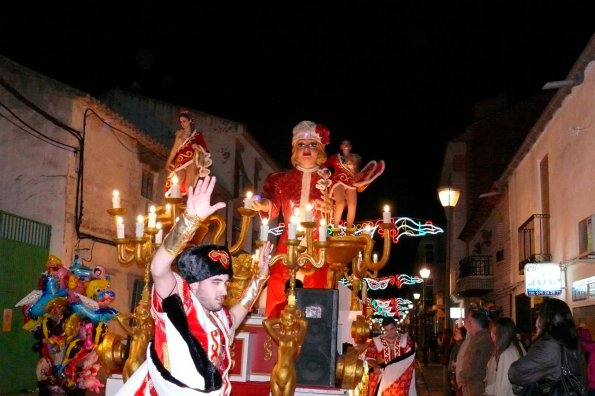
<box><xmin>326</xmin><ymin>153</ymin><xmax>359</xmax><ymax>192</ymax></box>
<box><xmin>261</xmin><ymin>166</ymin><xmax>330</xmax><ymax>317</ymax></box>
<box><xmin>366</xmin><ymin>332</ymin><xmax>416</xmax><ymax>396</ymax></box>
<box><xmin>116</xmin><ymin>273</ymin><xmax>234</xmax><ymax>396</ymax></box>
<box><xmin>165</xmin><ymin>131</ymin><xmax>212</xmax><ymax>197</ymax></box>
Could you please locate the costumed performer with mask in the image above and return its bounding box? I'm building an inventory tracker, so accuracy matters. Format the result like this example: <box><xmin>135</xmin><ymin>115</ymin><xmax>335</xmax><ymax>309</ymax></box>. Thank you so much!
<box><xmin>250</xmin><ymin>120</ymin><xmax>332</xmax><ymax>318</ymax></box>
<box><xmin>117</xmin><ymin>176</ymin><xmax>272</xmax><ymax>396</ymax></box>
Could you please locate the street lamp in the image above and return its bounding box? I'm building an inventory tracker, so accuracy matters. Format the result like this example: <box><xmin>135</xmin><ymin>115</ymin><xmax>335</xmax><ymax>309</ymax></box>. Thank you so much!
<box><xmin>419</xmin><ymin>267</ymin><xmax>431</xmax><ymax>366</ymax></box>
<box><xmin>438</xmin><ymin>186</ymin><xmax>460</xmax><ymax>330</ymax></box>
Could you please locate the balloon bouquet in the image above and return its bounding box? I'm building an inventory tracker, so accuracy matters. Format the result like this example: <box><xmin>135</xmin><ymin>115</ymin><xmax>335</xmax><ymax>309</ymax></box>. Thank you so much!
<box><xmin>15</xmin><ymin>255</ymin><xmax>118</xmax><ymax>394</ymax></box>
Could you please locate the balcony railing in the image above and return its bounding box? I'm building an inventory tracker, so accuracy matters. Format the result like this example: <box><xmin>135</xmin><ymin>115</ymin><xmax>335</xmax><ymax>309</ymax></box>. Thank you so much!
<box><xmin>455</xmin><ymin>255</ymin><xmax>493</xmax><ymax>297</ymax></box>
<box><xmin>518</xmin><ymin>214</ymin><xmax>551</xmax><ymax>273</ymax></box>
<box><xmin>458</xmin><ymin>255</ymin><xmax>492</xmax><ymax>278</ymax></box>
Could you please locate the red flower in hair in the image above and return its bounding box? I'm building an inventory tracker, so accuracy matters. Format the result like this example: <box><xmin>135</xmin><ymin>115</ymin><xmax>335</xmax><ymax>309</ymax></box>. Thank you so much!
<box><xmin>315</xmin><ymin>124</ymin><xmax>331</xmax><ymax>145</ymax></box>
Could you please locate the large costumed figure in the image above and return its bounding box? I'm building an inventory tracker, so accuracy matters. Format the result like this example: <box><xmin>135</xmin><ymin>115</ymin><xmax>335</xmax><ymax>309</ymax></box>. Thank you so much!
<box><xmin>15</xmin><ymin>256</ymin><xmax>117</xmax><ymax>395</ymax></box>
<box><xmin>251</xmin><ymin>120</ymin><xmax>333</xmax><ymax>318</ymax></box>
<box><xmin>164</xmin><ymin>108</ymin><xmax>213</xmax><ymax>197</ymax></box>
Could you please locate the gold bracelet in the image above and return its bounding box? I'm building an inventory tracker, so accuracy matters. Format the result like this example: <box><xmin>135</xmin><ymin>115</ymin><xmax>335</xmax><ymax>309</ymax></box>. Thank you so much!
<box><xmin>162</xmin><ymin>211</ymin><xmax>203</xmax><ymax>257</ymax></box>
<box><xmin>239</xmin><ymin>275</ymin><xmax>269</xmax><ymax>311</ymax></box>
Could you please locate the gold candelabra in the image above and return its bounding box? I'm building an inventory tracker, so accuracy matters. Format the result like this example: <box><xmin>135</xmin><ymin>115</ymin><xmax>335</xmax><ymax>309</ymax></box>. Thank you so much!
<box><xmin>267</xmin><ymin>220</ymin><xmax>394</xmax><ymax>395</ymax></box>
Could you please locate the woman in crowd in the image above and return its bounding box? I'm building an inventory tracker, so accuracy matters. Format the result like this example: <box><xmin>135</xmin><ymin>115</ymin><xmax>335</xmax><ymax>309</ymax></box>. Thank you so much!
<box><xmin>508</xmin><ymin>298</ymin><xmax>587</xmax><ymax>395</ymax></box>
<box><xmin>484</xmin><ymin>317</ymin><xmax>525</xmax><ymax>396</ymax></box>
<box><xmin>448</xmin><ymin>325</ymin><xmax>466</xmax><ymax>396</ymax></box>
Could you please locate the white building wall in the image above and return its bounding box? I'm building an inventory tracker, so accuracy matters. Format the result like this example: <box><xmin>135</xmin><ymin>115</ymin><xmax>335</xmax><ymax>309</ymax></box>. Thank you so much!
<box><xmin>508</xmin><ymin>61</ymin><xmax>595</xmax><ymax>311</ymax></box>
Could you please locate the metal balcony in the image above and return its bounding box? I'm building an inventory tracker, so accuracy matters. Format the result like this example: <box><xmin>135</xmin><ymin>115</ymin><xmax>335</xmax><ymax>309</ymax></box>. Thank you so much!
<box><xmin>518</xmin><ymin>214</ymin><xmax>551</xmax><ymax>273</ymax></box>
<box><xmin>455</xmin><ymin>255</ymin><xmax>493</xmax><ymax>297</ymax></box>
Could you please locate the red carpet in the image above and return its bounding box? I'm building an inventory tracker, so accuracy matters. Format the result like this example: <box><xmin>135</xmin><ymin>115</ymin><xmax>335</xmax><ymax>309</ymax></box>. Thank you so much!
<box><xmin>231</xmin><ymin>380</ymin><xmax>270</xmax><ymax>396</ymax></box>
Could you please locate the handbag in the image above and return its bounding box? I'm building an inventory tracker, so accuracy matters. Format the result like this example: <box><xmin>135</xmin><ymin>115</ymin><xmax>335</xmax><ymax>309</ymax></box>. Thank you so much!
<box><xmin>516</xmin><ymin>343</ymin><xmax>585</xmax><ymax>396</ymax></box>
<box><xmin>557</xmin><ymin>343</ymin><xmax>585</xmax><ymax>396</ymax></box>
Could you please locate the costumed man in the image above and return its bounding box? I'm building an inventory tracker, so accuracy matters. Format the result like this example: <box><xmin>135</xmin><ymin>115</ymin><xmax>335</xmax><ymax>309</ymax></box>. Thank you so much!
<box><xmin>117</xmin><ymin>176</ymin><xmax>271</xmax><ymax>396</ymax></box>
<box><xmin>251</xmin><ymin>120</ymin><xmax>332</xmax><ymax>318</ymax></box>
<box><xmin>165</xmin><ymin>108</ymin><xmax>213</xmax><ymax>197</ymax></box>
<box><xmin>365</xmin><ymin>317</ymin><xmax>416</xmax><ymax>396</ymax></box>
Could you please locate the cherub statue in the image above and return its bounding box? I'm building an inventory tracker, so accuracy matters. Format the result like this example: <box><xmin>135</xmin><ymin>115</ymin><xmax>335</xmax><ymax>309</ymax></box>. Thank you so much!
<box><xmin>115</xmin><ymin>301</ymin><xmax>154</xmax><ymax>382</ymax></box>
<box><xmin>263</xmin><ymin>305</ymin><xmax>308</xmax><ymax>396</ymax></box>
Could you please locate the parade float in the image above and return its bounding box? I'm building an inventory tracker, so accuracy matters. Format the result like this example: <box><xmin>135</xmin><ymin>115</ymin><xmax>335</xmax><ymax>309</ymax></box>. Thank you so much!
<box><xmin>98</xmin><ymin>174</ymin><xmax>442</xmax><ymax>395</ymax></box>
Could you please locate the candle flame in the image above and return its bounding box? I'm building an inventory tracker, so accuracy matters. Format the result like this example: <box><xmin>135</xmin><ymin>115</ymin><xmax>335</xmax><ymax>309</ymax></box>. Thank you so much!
<box><xmin>113</xmin><ymin>190</ymin><xmax>120</xmax><ymax>198</ymax></box>
<box><xmin>383</xmin><ymin>204</ymin><xmax>390</xmax><ymax>212</ymax></box>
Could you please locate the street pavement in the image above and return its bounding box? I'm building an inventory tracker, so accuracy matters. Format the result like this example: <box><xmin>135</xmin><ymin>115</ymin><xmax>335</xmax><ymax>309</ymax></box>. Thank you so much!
<box><xmin>415</xmin><ymin>360</ymin><xmax>447</xmax><ymax>396</ymax></box>
<box><xmin>7</xmin><ymin>360</ymin><xmax>447</xmax><ymax>396</ymax></box>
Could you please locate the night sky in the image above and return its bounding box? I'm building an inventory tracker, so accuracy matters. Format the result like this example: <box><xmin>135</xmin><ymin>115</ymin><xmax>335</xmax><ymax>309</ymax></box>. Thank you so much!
<box><xmin>1</xmin><ymin>2</ymin><xmax>593</xmax><ymax>280</ymax></box>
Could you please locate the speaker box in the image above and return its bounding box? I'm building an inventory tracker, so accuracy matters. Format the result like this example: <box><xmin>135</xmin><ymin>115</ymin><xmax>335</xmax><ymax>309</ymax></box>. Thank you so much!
<box><xmin>295</xmin><ymin>288</ymin><xmax>339</xmax><ymax>387</ymax></box>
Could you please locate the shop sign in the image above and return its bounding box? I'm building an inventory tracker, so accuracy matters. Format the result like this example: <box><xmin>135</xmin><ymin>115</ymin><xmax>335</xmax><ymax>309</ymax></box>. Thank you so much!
<box><xmin>524</xmin><ymin>263</ymin><xmax>562</xmax><ymax>296</ymax></box>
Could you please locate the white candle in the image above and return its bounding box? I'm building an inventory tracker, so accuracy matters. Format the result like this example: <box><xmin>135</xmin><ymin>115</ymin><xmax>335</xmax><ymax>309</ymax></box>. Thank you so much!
<box><xmin>155</xmin><ymin>223</ymin><xmax>163</xmax><ymax>244</ymax></box>
<box><xmin>116</xmin><ymin>216</ymin><xmax>125</xmax><ymax>239</ymax></box>
<box><xmin>244</xmin><ymin>191</ymin><xmax>253</xmax><ymax>209</ymax></box>
<box><xmin>373</xmin><ymin>253</ymin><xmax>378</xmax><ymax>263</ymax></box>
<box><xmin>148</xmin><ymin>205</ymin><xmax>157</xmax><ymax>228</ymax></box>
<box><xmin>318</xmin><ymin>219</ymin><xmax>327</xmax><ymax>241</ymax></box>
<box><xmin>305</xmin><ymin>203</ymin><xmax>313</xmax><ymax>222</ymax></box>
<box><xmin>383</xmin><ymin>205</ymin><xmax>391</xmax><ymax>223</ymax></box>
<box><xmin>112</xmin><ymin>190</ymin><xmax>121</xmax><ymax>208</ymax></box>
<box><xmin>260</xmin><ymin>218</ymin><xmax>269</xmax><ymax>242</ymax></box>
<box><xmin>135</xmin><ymin>215</ymin><xmax>144</xmax><ymax>238</ymax></box>
<box><xmin>288</xmin><ymin>216</ymin><xmax>297</xmax><ymax>239</ymax></box>
<box><xmin>165</xmin><ymin>203</ymin><xmax>172</xmax><ymax>218</ymax></box>
<box><xmin>171</xmin><ymin>175</ymin><xmax>181</xmax><ymax>198</ymax></box>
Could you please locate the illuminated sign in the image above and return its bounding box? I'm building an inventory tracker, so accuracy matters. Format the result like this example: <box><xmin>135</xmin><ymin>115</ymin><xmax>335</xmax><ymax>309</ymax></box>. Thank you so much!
<box><xmin>450</xmin><ymin>307</ymin><xmax>465</xmax><ymax>319</ymax></box>
<box><xmin>524</xmin><ymin>263</ymin><xmax>562</xmax><ymax>296</ymax></box>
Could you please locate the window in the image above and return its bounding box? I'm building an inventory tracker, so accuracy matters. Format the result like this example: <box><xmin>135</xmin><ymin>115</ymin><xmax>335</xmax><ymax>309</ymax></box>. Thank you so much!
<box><xmin>141</xmin><ymin>169</ymin><xmax>155</xmax><ymax>201</ymax></box>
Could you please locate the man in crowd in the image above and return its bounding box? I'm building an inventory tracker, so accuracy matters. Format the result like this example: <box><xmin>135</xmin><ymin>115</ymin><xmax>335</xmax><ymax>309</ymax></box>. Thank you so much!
<box><xmin>458</xmin><ymin>310</ymin><xmax>493</xmax><ymax>396</ymax></box>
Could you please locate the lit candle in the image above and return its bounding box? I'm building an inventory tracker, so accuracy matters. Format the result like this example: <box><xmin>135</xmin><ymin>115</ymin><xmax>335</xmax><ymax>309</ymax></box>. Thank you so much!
<box><xmin>305</xmin><ymin>203</ymin><xmax>313</xmax><ymax>222</ymax></box>
<box><xmin>364</xmin><ymin>224</ymin><xmax>372</xmax><ymax>235</ymax></box>
<box><xmin>116</xmin><ymin>216</ymin><xmax>125</xmax><ymax>239</ymax></box>
<box><xmin>382</xmin><ymin>205</ymin><xmax>391</xmax><ymax>223</ymax></box>
<box><xmin>318</xmin><ymin>219</ymin><xmax>327</xmax><ymax>241</ymax></box>
<box><xmin>135</xmin><ymin>215</ymin><xmax>144</xmax><ymax>238</ymax></box>
<box><xmin>155</xmin><ymin>222</ymin><xmax>163</xmax><ymax>244</ymax></box>
<box><xmin>244</xmin><ymin>191</ymin><xmax>253</xmax><ymax>209</ymax></box>
<box><xmin>373</xmin><ymin>253</ymin><xmax>378</xmax><ymax>263</ymax></box>
<box><xmin>288</xmin><ymin>215</ymin><xmax>297</xmax><ymax>239</ymax></box>
<box><xmin>112</xmin><ymin>190</ymin><xmax>121</xmax><ymax>208</ymax></box>
<box><xmin>165</xmin><ymin>203</ymin><xmax>172</xmax><ymax>218</ymax></box>
<box><xmin>148</xmin><ymin>205</ymin><xmax>157</xmax><ymax>228</ymax></box>
<box><xmin>171</xmin><ymin>174</ymin><xmax>181</xmax><ymax>199</ymax></box>
<box><xmin>260</xmin><ymin>218</ymin><xmax>269</xmax><ymax>242</ymax></box>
